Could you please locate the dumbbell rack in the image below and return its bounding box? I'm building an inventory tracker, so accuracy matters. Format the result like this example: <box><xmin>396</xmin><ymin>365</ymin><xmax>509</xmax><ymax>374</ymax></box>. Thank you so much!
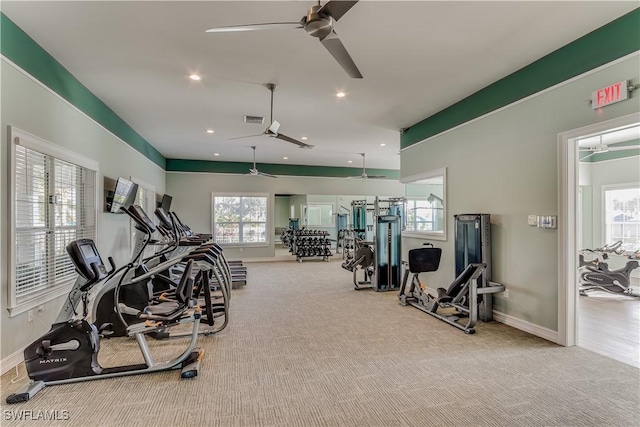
<box><xmin>291</xmin><ymin>230</ymin><xmax>333</xmax><ymax>262</ymax></box>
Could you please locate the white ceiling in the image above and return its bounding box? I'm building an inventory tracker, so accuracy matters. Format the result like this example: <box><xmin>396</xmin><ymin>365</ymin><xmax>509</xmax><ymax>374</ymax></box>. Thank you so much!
<box><xmin>3</xmin><ymin>1</ymin><xmax>637</xmax><ymax>170</ymax></box>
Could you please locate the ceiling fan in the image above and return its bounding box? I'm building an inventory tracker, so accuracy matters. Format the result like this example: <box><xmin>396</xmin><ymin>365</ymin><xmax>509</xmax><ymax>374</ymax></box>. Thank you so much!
<box><xmin>230</xmin><ymin>83</ymin><xmax>313</xmax><ymax>149</ymax></box>
<box><xmin>248</xmin><ymin>146</ymin><xmax>277</xmax><ymax>178</ymax></box>
<box><xmin>349</xmin><ymin>153</ymin><xmax>385</xmax><ymax>179</ymax></box>
<box><xmin>206</xmin><ymin>0</ymin><xmax>362</xmax><ymax>79</ymax></box>
<box><xmin>579</xmin><ymin>137</ymin><xmax>640</xmax><ymax>160</ymax></box>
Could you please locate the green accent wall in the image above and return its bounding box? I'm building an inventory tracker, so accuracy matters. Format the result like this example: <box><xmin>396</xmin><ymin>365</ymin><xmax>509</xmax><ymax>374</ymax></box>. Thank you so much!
<box><xmin>579</xmin><ymin>139</ymin><xmax>640</xmax><ymax>162</ymax></box>
<box><xmin>401</xmin><ymin>8</ymin><xmax>640</xmax><ymax>149</ymax></box>
<box><xmin>166</xmin><ymin>159</ymin><xmax>399</xmax><ymax>179</ymax></box>
<box><xmin>0</xmin><ymin>13</ymin><xmax>166</xmax><ymax>169</ymax></box>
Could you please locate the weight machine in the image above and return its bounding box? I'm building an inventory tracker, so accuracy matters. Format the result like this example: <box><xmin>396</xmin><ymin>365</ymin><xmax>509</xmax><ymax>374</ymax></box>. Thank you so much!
<box><xmin>398</xmin><ymin>214</ymin><xmax>505</xmax><ymax>334</ymax></box>
<box><xmin>342</xmin><ymin>197</ymin><xmax>405</xmax><ymax>292</ymax></box>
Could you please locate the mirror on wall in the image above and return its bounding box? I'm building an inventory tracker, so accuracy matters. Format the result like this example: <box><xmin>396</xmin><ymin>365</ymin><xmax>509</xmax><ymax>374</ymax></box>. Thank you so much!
<box><xmin>401</xmin><ymin>168</ymin><xmax>447</xmax><ymax>240</ymax></box>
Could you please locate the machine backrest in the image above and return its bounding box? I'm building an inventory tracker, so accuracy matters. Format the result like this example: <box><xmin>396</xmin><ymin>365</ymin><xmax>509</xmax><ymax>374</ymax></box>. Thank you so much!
<box><xmin>175</xmin><ymin>259</ymin><xmax>194</xmax><ymax>304</ymax></box>
<box><xmin>444</xmin><ymin>264</ymin><xmax>480</xmax><ymax>296</ymax></box>
<box><xmin>408</xmin><ymin>246</ymin><xmax>442</xmax><ymax>273</ymax></box>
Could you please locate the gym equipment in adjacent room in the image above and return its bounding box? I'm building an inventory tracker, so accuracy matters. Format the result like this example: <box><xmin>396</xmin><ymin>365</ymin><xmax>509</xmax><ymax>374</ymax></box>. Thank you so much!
<box><xmin>578</xmin><ymin>241</ymin><xmax>640</xmax><ymax>298</ymax></box>
<box><xmin>6</xmin><ymin>239</ymin><xmax>205</xmax><ymax>404</ymax></box>
<box><xmin>398</xmin><ymin>214</ymin><xmax>505</xmax><ymax>334</ymax></box>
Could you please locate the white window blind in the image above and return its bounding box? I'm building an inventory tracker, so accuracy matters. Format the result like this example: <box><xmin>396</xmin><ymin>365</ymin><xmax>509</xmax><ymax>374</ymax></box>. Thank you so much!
<box><xmin>10</xmin><ymin>127</ymin><xmax>98</xmax><ymax>315</ymax></box>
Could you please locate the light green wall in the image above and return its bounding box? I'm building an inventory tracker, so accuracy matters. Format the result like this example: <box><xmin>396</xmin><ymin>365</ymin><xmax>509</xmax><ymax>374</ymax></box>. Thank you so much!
<box><xmin>401</xmin><ymin>55</ymin><xmax>640</xmax><ymax>331</ymax></box>
<box><xmin>274</xmin><ymin>197</ymin><xmax>291</xmax><ymax>229</ymax></box>
<box><xmin>1</xmin><ymin>60</ymin><xmax>166</xmax><ymax>360</ymax></box>
<box><xmin>165</xmin><ymin>173</ymin><xmax>404</xmax><ymax>259</ymax></box>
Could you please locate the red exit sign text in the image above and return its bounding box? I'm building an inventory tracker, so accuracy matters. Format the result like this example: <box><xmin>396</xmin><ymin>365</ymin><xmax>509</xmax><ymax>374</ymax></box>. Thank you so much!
<box><xmin>591</xmin><ymin>80</ymin><xmax>628</xmax><ymax>109</ymax></box>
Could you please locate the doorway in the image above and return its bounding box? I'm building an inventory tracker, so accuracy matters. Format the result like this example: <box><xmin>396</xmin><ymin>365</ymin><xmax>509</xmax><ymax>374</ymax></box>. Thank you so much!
<box><xmin>558</xmin><ymin>112</ymin><xmax>640</xmax><ymax>367</ymax></box>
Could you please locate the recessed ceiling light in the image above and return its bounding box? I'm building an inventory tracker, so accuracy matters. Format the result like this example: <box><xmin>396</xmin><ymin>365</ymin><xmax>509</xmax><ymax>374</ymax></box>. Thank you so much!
<box><xmin>301</xmin><ymin>137</ymin><xmax>308</xmax><ymax>140</ymax></box>
<box><xmin>283</xmin><ymin>156</ymin><xmax>288</xmax><ymax>160</ymax></box>
<box><xmin>348</xmin><ymin>160</ymin><xmax>353</xmax><ymax>164</ymax></box>
<box><xmin>336</xmin><ymin>91</ymin><xmax>346</xmax><ymax>98</ymax></box>
<box><xmin>189</xmin><ymin>74</ymin><xmax>201</xmax><ymax>81</ymax></box>
<box><xmin>379</xmin><ymin>143</ymin><xmax>386</xmax><ymax>147</ymax></box>
<box><xmin>213</xmin><ymin>153</ymin><xmax>219</xmax><ymax>157</ymax></box>
<box><xmin>206</xmin><ymin>129</ymin><xmax>214</xmax><ymax>134</ymax></box>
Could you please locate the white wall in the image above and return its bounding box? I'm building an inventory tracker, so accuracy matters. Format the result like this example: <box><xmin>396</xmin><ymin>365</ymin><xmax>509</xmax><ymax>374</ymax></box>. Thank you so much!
<box><xmin>166</xmin><ymin>172</ymin><xmax>404</xmax><ymax>259</ymax></box>
<box><xmin>1</xmin><ymin>60</ymin><xmax>166</xmax><ymax>362</ymax></box>
<box><xmin>400</xmin><ymin>54</ymin><xmax>640</xmax><ymax>332</ymax></box>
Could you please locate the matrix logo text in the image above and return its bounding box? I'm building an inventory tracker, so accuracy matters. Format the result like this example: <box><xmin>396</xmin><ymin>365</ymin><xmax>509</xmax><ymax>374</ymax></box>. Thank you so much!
<box><xmin>3</xmin><ymin>410</ymin><xmax>69</xmax><ymax>421</ymax></box>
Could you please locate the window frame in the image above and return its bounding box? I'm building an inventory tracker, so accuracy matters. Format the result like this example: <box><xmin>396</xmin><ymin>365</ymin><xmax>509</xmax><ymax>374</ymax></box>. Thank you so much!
<box><xmin>8</xmin><ymin>127</ymin><xmax>99</xmax><ymax>316</ymax></box>
<box><xmin>303</xmin><ymin>203</ymin><xmax>335</xmax><ymax>228</ymax></box>
<box><xmin>401</xmin><ymin>167</ymin><xmax>447</xmax><ymax>241</ymax></box>
<box><xmin>211</xmin><ymin>192</ymin><xmax>271</xmax><ymax>247</ymax></box>
<box><xmin>602</xmin><ymin>182</ymin><xmax>640</xmax><ymax>251</ymax></box>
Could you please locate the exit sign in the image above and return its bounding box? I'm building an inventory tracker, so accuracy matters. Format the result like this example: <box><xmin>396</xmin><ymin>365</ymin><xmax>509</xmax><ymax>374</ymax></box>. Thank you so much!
<box><xmin>591</xmin><ymin>80</ymin><xmax>628</xmax><ymax>109</ymax></box>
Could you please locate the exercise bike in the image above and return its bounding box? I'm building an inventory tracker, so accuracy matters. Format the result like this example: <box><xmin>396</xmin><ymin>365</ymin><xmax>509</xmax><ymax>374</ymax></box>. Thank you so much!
<box><xmin>578</xmin><ymin>241</ymin><xmax>640</xmax><ymax>298</ymax></box>
<box><xmin>6</xmin><ymin>239</ymin><xmax>205</xmax><ymax>404</ymax></box>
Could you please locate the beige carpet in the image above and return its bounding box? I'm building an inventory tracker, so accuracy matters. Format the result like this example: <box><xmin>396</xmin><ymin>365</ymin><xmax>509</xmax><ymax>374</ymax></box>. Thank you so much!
<box><xmin>2</xmin><ymin>259</ymin><xmax>639</xmax><ymax>426</ymax></box>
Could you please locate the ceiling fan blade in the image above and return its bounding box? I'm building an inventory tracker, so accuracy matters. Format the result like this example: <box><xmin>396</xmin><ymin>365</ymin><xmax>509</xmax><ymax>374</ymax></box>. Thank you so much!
<box><xmin>257</xmin><ymin>171</ymin><xmax>278</xmax><ymax>178</ymax></box>
<box><xmin>275</xmin><ymin>132</ymin><xmax>314</xmax><ymax>149</ymax></box>
<box><xmin>320</xmin><ymin>30</ymin><xmax>362</xmax><ymax>78</ymax></box>
<box><xmin>579</xmin><ymin>151</ymin><xmax>598</xmax><ymax>161</ymax></box>
<box><xmin>206</xmin><ymin>22</ymin><xmax>303</xmax><ymax>33</ymax></box>
<box><xmin>319</xmin><ymin>0</ymin><xmax>359</xmax><ymax>21</ymax></box>
<box><xmin>607</xmin><ymin>145</ymin><xmax>640</xmax><ymax>151</ymax></box>
<box><xmin>229</xmin><ymin>133</ymin><xmax>264</xmax><ymax>141</ymax></box>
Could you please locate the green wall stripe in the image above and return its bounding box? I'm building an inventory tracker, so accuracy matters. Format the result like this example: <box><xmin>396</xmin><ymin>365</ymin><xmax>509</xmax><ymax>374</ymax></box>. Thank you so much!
<box><xmin>166</xmin><ymin>159</ymin><xmax>400</xmax><ymax>179</ymax></box>
<box><xmin>1</xmin><ymin>13</ymin><xmax>166</xmax><ymax>169</ymax></box>
<box><xmin>401</xmin><ymin>8</ymin><xmax>640</xmax><ymax>149</ymax></box>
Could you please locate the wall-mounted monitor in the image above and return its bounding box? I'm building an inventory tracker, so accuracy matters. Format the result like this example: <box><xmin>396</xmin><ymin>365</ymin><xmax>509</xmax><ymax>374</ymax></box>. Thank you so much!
<box><xmin>105</xmin><ymin>177</ymin><xmax>138</xmax><ymax>214</ymax></box>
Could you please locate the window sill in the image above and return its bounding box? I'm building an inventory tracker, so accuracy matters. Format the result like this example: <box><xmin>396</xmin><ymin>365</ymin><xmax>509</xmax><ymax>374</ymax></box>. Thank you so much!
<box><xmin>402</xmin><ymin>231</ymin><xmax>447</xmax><ymax>242</ymax></box>
<box><xmin>7</xmin><ymin>282</ymin><xmax>74</xmax><ymax>317</ymax></box>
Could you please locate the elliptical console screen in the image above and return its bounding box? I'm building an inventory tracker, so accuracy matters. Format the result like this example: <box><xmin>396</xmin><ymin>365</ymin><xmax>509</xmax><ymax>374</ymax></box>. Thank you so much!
<box><xmin>66</xmin><ymin>239</ymin><xmax>107</xmax><ymax>281</ymax></box>
<box><xmin>129</xmin><ymin>205</ymin><xmax>157</xmax><ymax>232</ymax></box>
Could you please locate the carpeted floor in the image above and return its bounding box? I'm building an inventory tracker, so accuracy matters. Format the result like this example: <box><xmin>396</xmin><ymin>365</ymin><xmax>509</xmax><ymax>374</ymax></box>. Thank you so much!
<box><xmin>2</xmin><ymin>259</ymin><xmax>639</xmax><ymax>426</ymax></box>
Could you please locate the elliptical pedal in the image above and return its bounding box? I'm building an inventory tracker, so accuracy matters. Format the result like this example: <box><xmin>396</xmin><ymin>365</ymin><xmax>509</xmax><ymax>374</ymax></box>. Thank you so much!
<box><xmin>180</xmin><ymin>348</ymin><xmax>204</xmax><ymax>378</ymax></box>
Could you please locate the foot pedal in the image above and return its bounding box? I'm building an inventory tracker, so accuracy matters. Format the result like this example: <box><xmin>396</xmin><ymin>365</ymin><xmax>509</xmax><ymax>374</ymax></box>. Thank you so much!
<box><xmin>5</xmin><ymin>381</ymin><xmax>45</xmax><ymax>404</ymax></box>
<box><xmin>180</xmin><ymin>348</ymin><xmax>204</xmax><ymax>379</ymax></box>
<box><xmin>149</xmin><ymin>331</ymin><xmax>170</xmax><ymax>340</ymax></box>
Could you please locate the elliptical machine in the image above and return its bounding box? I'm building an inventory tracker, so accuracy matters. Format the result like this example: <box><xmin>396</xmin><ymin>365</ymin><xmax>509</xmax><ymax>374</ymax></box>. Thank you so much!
<box><xmin>578</xmin><ymin>241</ymin><xmax>640</xmax><ymax>298</ymax></box>
<box><xmin>6</xmin><ymin>239</ymin><xmax>204</xmax><ymax>404</ymax></box>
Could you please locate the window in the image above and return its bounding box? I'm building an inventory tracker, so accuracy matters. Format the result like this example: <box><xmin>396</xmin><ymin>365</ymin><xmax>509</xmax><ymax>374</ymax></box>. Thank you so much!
<box><xmin>402</xmin><ymin>168</ymin><xmax>447</xmax><ymax>240</ymax></box>
<box><xmin>212</xmin><ymin>194</ymin><xmax>269</xmax><ymax>245</ymax></box>
<box><xmin>604</xmin><ymin>184</ymin><xmax>640</xmax><ymax>251</ymax></box>
<box><xmin>304</xmin><ymin>203</ymin><xmax>334</xmax><ymax>227</ymax></box>
<box><xmin>9</xmin><ymin>127</ymin><xmax>98</xmax><ymax>315</ymax></box>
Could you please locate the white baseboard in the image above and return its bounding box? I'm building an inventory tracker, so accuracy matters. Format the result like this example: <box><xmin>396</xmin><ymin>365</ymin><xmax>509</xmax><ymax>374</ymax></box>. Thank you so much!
<box><xmin>492</xmin><ymin>310</ymin><xmax>559</xmax><ymax>344</ymax></box>
<box><xmin>1</xmin><ymin>347</ymin><xmax>25</xmax><ymax>375</ymax></box>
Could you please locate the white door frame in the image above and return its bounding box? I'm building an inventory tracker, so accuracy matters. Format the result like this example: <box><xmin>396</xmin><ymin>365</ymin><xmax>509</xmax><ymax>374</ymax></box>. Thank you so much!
<box><xmin>557</xmin><ymin>112</ymin><xmax>640</xmax><ymax>346</ymax></box>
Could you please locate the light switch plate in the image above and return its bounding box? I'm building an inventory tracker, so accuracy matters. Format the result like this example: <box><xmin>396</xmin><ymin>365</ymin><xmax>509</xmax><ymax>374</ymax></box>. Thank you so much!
<box><xmin>528</xmin><ymin>215</ymin><xmax>537</xmax><ymax>226</ymax></box>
